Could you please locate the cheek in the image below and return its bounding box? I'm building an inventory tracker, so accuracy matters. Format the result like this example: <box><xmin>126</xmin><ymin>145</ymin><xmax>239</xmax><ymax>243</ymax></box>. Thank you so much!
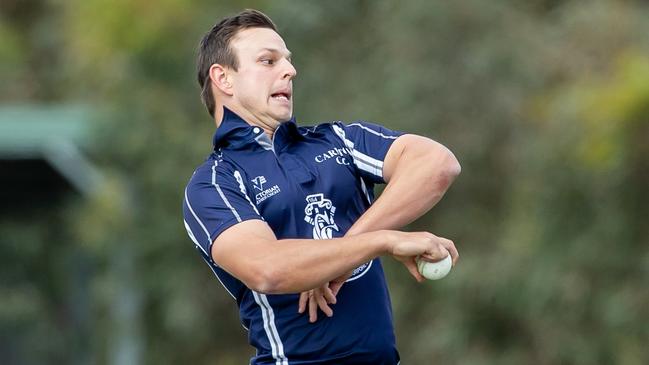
<box><xmin>233</xmin><ymin>68</ymin><xmax>271</xmax><ymax>104</ymax></box>
<box><xmin>247</xmin><ymin>75</ymin><xmax>269</xmax><ymax>99</ymax></box>
<box><xmin>237</xmin><ymin>82</ymin><xmax>263</xmax><ymax>103</ymax></box>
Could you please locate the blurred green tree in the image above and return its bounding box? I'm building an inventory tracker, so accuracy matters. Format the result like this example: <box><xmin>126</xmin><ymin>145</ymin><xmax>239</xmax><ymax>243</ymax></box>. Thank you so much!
<box><xmin>1</xmin><ymin>0</ymin><xmax>647</xmax><ymax>364</ymax></box>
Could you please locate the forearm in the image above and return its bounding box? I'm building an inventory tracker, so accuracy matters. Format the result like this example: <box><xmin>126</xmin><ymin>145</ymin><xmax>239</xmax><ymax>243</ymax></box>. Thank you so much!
<box><xmin>349</xmin><ymin>140</ymin><xmax>460</xmax><ymax>236</ymax></box>
<box><xmin>246</xmin><ymin>230</ymin><xmax>391</xmax><ymax>293</ymax></box>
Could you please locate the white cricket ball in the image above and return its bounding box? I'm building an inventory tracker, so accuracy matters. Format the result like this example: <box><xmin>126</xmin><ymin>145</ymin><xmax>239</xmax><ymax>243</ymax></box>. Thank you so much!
<box><xmin>417</xmin><ymin>254</ymin><xmax>452</xmax><ymax>280</ymax></box>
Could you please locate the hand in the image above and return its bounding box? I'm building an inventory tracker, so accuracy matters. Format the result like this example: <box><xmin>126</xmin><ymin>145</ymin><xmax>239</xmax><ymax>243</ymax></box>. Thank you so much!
<box><xmin>388</xmin><ymin>231</ymin><xmax>459</xmax><ymax>282</ymax></box>
<box><xmin>298</xmin><ymin>284</ymin><xmax>337</xmax><ymax>323</ymax></box>
<box><xmin>297</xmin><ymin>269</ymin><xmax>351</xmax><ymax>323</ymax></box>
<box><xmin>328</xmin><ymin>269</ymin><xmax>352</xmax><ymax>296</ymax></box>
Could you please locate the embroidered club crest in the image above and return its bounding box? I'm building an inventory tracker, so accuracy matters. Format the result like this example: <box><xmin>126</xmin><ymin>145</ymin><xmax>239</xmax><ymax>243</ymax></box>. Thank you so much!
<box><xmin>304</xmin><ymin>193</ymin><xmax>339</xmax><ymax>240</ymax></box>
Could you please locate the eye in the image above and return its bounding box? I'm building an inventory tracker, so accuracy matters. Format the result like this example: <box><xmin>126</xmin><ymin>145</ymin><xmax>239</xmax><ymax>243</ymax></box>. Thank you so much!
<box><xmin>260</xmin><ymin>58</ymin><xmax>274</xmax><ymax>65</ymax></box>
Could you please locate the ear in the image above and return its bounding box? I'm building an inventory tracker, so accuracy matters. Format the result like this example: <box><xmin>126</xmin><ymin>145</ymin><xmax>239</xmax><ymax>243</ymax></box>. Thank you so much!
<box><xmin>209</xmin><ymin>64</ymin><xmax>234</xmax><ymax>96</ymax></box>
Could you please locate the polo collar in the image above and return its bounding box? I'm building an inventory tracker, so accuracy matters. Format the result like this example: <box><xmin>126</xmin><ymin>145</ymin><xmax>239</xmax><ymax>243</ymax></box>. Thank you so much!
<box><xmin>212</xmin><ymin>107</ymin><xmax>301</xmax><ymax>151</ymax></box>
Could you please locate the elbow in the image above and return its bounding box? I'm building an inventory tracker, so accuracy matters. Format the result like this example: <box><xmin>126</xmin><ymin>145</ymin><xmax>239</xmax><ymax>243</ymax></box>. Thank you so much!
<box><xmin>414</xmin><ymin>138</ymin><xmax>461</xmax><ymax>183</ymax></box>
<box><xmin>245</xmin><ymin>266</ymin><xmax>285</xmax><ymax>294</ymax></box>
<box><xmin>432</xmin><ymin>147</ymin><xmax>461</xmax><ymax>187</ymax></box>
<box><xmin>249</xmin><ymin>267</ymin><xmax>308</xmax><ymax>294</ymax></box>
<box><xmin>444</xmin><ymin>150</ymin><xmax>461</xmax><ymax>181</ymax></box>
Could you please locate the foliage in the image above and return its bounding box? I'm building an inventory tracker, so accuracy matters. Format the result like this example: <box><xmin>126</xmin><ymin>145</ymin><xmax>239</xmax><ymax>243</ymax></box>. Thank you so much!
<box><xmin>1</xmin><ymin>0</ymin><xmax>648</xmax><ymax>364</ymax></box>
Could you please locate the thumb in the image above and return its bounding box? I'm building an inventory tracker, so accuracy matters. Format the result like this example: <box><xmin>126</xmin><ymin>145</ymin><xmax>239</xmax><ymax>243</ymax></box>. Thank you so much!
<box><xmin>403</xmin><ymin>258</ymin><xmax>425</xmax><ymax>283</ymax></box>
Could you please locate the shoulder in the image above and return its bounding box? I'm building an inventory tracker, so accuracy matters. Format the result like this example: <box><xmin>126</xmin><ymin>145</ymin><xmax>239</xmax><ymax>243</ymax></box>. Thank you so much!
<box><xmin>298</xmin><ymin>120</ymin><xmax>394</xmax><ymax>135</ymax></box>
<box><xmin>295</xmin><ymin>120</ymin><xmax>361</xmax><ymax>138</ymax></box>
<box><xmin>185</xmin><ymin>151</ymin><xmax>239</xmax><ymax>192</ymax></box>
<box><xmin>296</xmin><ymin>121</ymin><xmax>338</xmax><ymax>135</ymax></box>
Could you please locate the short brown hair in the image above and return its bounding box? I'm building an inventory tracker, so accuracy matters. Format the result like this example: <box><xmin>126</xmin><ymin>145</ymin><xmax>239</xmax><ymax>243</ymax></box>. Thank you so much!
<box><xmin>197</xmin><ymin>9</ymin><xmax>277</xmax><ymax>117</ymax></box>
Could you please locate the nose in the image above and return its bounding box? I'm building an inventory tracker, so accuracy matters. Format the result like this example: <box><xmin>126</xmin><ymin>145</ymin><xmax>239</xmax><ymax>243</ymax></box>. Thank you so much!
<box><xmin>282</xmin><ymin>58</ymin><xmax>297</xmax><ymax>80</ymax></box>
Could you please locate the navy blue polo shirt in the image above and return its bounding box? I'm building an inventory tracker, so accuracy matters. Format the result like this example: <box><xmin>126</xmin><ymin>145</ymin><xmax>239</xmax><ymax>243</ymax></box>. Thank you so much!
<box><xmin>182</xmin><ymin>107</ymin><xmax>404</xmax><ymax>365</ymax></box>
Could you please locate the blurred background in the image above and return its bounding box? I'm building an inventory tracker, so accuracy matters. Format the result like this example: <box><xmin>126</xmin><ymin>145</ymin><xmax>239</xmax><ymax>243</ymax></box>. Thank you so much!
<box><xmin>1</xmin><ymin>0</ymin><xmax>648</xmax><ymax>364</ymax></box>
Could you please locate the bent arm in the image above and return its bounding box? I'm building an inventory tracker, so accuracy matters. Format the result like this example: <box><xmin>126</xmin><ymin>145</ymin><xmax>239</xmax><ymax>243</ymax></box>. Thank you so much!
<box><xmin>212</xmin><ymin>219</ymin><xmax>390</xmax><ymax>294</ymax></box>
<box><xmin>299</xmin><ymin>134</ymin><xmax>460</xmax><ymax>318</ymax></box>
<box><xmin>348</xmin><ymin>134</ymin><xmax>461</xmax><ymax>236</ymax></box>
<box><xmin>212</xmin><ymin>219</ymin><xmax>449</xmax><ymax>295</ymax></box>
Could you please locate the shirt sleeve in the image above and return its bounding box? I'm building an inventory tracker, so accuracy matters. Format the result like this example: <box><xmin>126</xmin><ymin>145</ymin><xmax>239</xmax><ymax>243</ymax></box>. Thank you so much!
<box><xmin>332</xmin><ymin>121</ymin><xmax>405</xmax><ymax>184</ymax></box>
<box><xmin>182</xmin><ymin>164</ymin><xmax>262</xmax><ymax>259</ymax></box>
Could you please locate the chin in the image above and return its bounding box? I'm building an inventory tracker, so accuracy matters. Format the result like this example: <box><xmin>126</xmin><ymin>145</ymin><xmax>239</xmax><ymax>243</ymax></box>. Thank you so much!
<box><xmin>272</xmin><ymin>110</ymin><xmax>293</xmax><ymax>122</ymax></box>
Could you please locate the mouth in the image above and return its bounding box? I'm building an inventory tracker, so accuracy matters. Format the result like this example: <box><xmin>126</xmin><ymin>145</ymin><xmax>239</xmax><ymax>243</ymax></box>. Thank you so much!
<box><xmin>271</xmin><ymin>89</ymin><xmax>292</xmax><ymax>102</ymax></box>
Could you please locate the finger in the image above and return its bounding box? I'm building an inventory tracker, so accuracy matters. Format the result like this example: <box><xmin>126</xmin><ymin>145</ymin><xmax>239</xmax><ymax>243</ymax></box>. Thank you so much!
<box><xmin>436</xmin><ymin>243</ymin><xmax>451</xmax><ymax>260</ymax></box>
<box><xmin>421</xmin><ymin>245</ymin><xmax>449</xmax><ymax>262</ymax></box>
<box><xmin>316</xmin><ymin>293</ymin><xmax>333</xmax><ymax>317</ymax></box>
<box><xmin>419</xmin><ymin>253</ymin><xmax>437</xmax><ymax>262</ymax></box>
<box><xmin>323</xmin><ymin>286</ymin><xmax>337</xmax><ymax>304</ymax></box>
<box><xmin>298</xmin><ymin>292</ymin><xmax>308</xmax><ymax>313</ymax></box>
<box><xmin>443</xmin><ymin>239</ymin><xmax>460</xmax><ymax>265</ymax></box>
<box><xmin>330</xmin><ymin>281</ymin><xmax>344</xmax><ymax>296</ymax></box>
<box><xmin>308</xmin><ymin>291</ymin><xmax>317</xmax><ymax>323</ymax></box>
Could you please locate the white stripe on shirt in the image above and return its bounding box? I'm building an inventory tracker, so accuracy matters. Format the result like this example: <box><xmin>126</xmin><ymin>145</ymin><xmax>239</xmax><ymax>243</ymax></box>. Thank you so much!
<box><xmin>332</xmin><ymin>124</ymin><xmax>385</xmax><ymax>178</ymax></box>
<box><xmin>253</xmin><ymin>292</ymin><xmax>288</xmax><ymax>365</ymax></box>
<box><xmin>212</xmin><ymin>161</ymin><xmax>242</xmax><ymax>222</ymax></box>
<box><xmin>183</xmin><ymin>219</ymin><xmax>237</xmax><ymax>301</ymax></box>
<box><xmin>348</xmin><ymin>122</ymin><xmax>398</xmax><ymax>139</ymax></box>
<box><xmin>233</xmin><ymin>170</ymin><xmax>261</xmax><ymax>215</ymax></box>
<box><xmin>184</xmin><ymin>189</ymin><xmax>211</xmax><ymax>244</ymax></box>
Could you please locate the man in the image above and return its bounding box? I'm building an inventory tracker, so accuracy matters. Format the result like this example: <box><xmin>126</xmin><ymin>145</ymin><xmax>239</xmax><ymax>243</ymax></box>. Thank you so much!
<box><xmin>183</xmin><ymin>9</ymin><xmax>461</xmax><ymax>365</ymax></box>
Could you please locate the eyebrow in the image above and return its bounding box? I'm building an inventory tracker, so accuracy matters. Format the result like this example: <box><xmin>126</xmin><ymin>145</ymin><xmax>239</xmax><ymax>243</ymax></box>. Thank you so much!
<box><xmin>259</xmin><ymin>47</ymin><xmax>292</xmax><ymax>59</ymax></box>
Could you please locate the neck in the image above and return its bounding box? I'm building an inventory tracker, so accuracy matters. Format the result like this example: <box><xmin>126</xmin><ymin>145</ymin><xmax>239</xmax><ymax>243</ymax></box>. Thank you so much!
<box><xmin>216</xmin><ymin>103</ymin><xmax>280</xmax><ymax>139</ymax></box>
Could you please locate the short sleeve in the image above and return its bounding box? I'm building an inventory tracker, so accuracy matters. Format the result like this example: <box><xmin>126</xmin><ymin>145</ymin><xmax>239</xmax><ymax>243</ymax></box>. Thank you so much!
<box><xmin>182</xmin><ymin>163</ymin><xmax>262</xmax><ymax>258</ymax></box>
<box><xmin>331</xmin><ymin>121</ymin><xmax>405</xmax><ymax>184</ymax></box>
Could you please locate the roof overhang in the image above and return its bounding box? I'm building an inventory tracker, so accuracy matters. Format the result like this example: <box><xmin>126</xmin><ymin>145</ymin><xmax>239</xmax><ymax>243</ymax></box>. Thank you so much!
<box><xmin>0</xmin><ymin>104</ymin><xmax>103</xmax><ymax>201</ymax></box>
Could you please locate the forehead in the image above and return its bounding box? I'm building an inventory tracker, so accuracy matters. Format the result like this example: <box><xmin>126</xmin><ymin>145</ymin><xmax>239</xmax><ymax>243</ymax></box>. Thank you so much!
<box><xmin>231</xmin><ymin>27</ymin><xmax>290</xmax><ymax>56</ymax></box>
